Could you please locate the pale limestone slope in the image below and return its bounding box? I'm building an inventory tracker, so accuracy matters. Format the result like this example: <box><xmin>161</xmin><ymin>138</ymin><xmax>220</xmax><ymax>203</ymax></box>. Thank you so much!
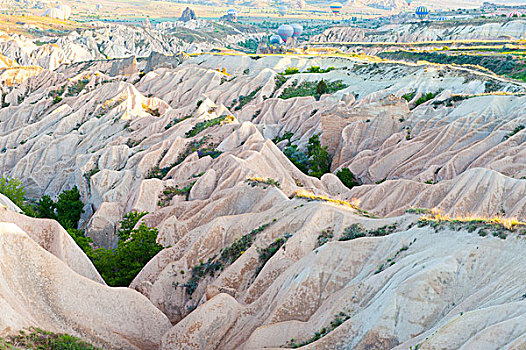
<box><xmin>0</xmin><ymin>221</ymin><xmax>171</xmax><ymax>349</ymax></box>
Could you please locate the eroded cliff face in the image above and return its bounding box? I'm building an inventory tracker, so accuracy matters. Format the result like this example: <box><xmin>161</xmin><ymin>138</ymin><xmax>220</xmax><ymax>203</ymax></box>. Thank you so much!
<box><xmin>0</xmin><ymin>20</ymin><xmax>526</xmax><ymax>350</ymax></box>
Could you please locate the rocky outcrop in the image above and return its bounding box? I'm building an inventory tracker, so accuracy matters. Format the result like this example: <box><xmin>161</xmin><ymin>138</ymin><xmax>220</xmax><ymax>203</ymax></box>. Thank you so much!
<box><xmin>1</xmin><ymin>41</ymin><xmax>526</xmax><ymax>350</ymax></box>
<box><xmin>179</xmin><ymin>7</ymin><xmax>197</xmax><ymax>22</ymax></box>
<box><xmin>0</xmin><ymin>221</ymin><xmax>172</xmax><ymax>349</ymax></box>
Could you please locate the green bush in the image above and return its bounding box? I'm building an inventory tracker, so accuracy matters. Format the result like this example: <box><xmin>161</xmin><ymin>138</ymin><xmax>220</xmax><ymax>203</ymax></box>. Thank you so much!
<box><xmin>35</xmin><ymin>187</ymin><xmax>84</xmax><ymax>229</ymax></box>
<box><xmin>414</xmin><ymin>91</ymin><xmax>440</xmax><ymax>107</ymax></box>
<box><xmin>52</xmin><ymin>95</ymin><xmax>63</xmax><ymax>104</ymax></box>
<box><xmin>55</xmin><ymin>187</ymin><xmax>84</xmax><ymax>230</ymax></box>
<box><xmin>306</xmin><ymin>66</ymin><xmax>335</xmax><ymax>73</ymax></box>
<box><xmin>336</xmin><ymin>168</ymin><xmax>360</xmax><ymax>189</ymax></box>
<box><xmin>281</xmin><ymin>66</ymin><xmax>300</xmax><ymax>75</ymax></box>
<box><xmin>273</xmin><ymin>131</ymin><xmax>294</xmax><ymax>144</ymax></box>
<box><xmin>0</xmin><ymin>328</ymin><xmax>99</xmax><ymax>350</ymax></box>
<box><xmin>283</xmin><ymin>144</ymin><xmax>310</xmax><ymax>174</ymax></box>
<box><xmin>401</xmin><ymin>92</ymin><xmax>416</xmax><ymax>102</ymax></box>
<box><xmin>185</xmin><ymin>115</ymin><xmax>226</xmax><ymax>138</ymax></box>
<box><xmin>254</xmin><ymin>234</ymin><xmax>291</xmax><ymax>277</ymax></box>
<box><xmin>0</xmin><ymin>176</ymin><xmax>26</xmax><ymax>209</ymax></box>
<box><xmin>183</xmin><ymin>223</ymin><xmax>270</xmax><ymax>297</ymax></box>
<box><xmin>86</xmin><ymin>220</ymin><xmax>163</xmax><ymax>287</ymax></box>
<box><xmin>36</xmin><ymin>195</ymin><xmax>57</xmax><ymax>220</ymax></box>
<box><xmin>280</xmin><ymin>80</ymin><xmax>347</xmax><ymax>100</ymax></box>
<box><xmin>503</xmin><ymin>124</ymin><xmax>525</xmax><ymax>140</ymax></box>
<box><xmin>307</xmin><ymin>134</ymin><xmax>331</xmax><ymax>178</ymax></box>
<box><xmin>234</xmin><ymin>87</ymin><xmax>261</xmax><ymax>111</ymax></box>
<box><xmin>316</xmin><ymin>79</ymin><xmax>328</xmax><ymax>96</ymax></box>
<box><xmin>282</xmin><ymin>134</ymin><xmax>332</xmax><ymax>178</ymax></box>
<box><xmin>117</xmin><ymin>211</ymin><xmax>148</xmax><ymax>240</ymax></box>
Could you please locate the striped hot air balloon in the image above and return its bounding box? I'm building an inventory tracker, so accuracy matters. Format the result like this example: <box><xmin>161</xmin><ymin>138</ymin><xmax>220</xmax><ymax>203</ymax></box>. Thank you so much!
<box><xmin>329</xmin><ymin>2</ymin><xmax>343</xmax><ymax>15</ymax></box>
<box><xmin>291</xmin><ymin>23</ymin><xmax>303</xmax><ymax>38</ymax></box>
<box><xmin>269</xmin><ymin>34</ymin><xmax>282</xmax><ymax>45</ymax></box>
<box><xmin>227</xmin><ymin>9</ymin><xmax>238</xmax><ymax>16</ymax></box>
<box><xmin>277</xmin><ymin>24</ymin><xmax>294</xmax><ymax>42</ymax></box>
<box><xmin>415</xmin><ymin>6</ymin><xmax>429</xmax><ymax>20</ymax></box>
<box><xmin>507</xmin><ymin>11</ymin><xmax>522</xmax><ymax>18</ymax></box>
<box><xmin>436</xmin><ymin>16</ymin><xmax>448</xmax><ymax>21</ymax></box>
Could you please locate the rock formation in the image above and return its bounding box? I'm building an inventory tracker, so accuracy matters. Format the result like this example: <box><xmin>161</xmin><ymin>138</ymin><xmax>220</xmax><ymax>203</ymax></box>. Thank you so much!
<box><xmin>0</xmin><ymin>16</ymin><xmax>525</xmax><ymax>350</ymax></box>
<box><xmin>179</xmin><ymin>7</ymin><xmax>197</xmax><ymax>22</ymax></box>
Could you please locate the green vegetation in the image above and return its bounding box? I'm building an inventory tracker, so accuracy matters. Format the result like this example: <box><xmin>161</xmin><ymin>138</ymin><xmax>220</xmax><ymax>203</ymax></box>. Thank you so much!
<box><xmin>83</xmin><ymin>167</ymin><xmax>100</xmax><ymax>182</ymax></box>
<box><xmin>0</xmin><ymin>176</ymin><xmax>26</xmax><ymax>211</ymax></box>
<box><xmin>306</xmin><ymin>66</ymin><xmax>335</xmax><ymax>73</ymax></box>
<box><xmin>339</xmin><ymin>223</ymin><xmax>397</xmax><ymax>241</ymax></box>
<box><xmin>307</xmin><ymin>134</ymin><xmax>331</xmax><ymax>178</ymax></box>
<box><xmin>503</xmin><ymin>124</ymin><xmax>525</xmax><ymax>140</ymax></box>
<box><xmin>283</xmin><ymin>144</ymin><xmax>310</xmax><ymax>174</ymax></box>
<box><xmin>336</xmin><ymin>168</ymin><xmax>360</xmax><ymax>190</ymax></box>
<box><xmin>234</xmin><ymin>87</ymin><xmax>261</xmax><ymax>111</ymax></box>
<box><xmin>338</xmin><ymin>224</ymin><xmax>366</xmax><ymax>241</ymax></box>
<box><xmin>402</xmin><ymin>91</ymin><xmax>416</xmax><ymax>102</ymax></box>
<box><xmin>35</xmin><ymin>187</ymin><xmax>84</xmax><ymax>230</ymax></box>
<box><xmin>117</xmin><ymin>211</ymin><xmax>148</xmax><ymax>241</ymax></box>
<box><xmin>279</xmin><ymin>80</ymin><xmax>348</xmax><ymax>101</ymax></box>
<box><xmin>375</xmin><ymin>243</ymin><xmax>411</xmax><ymax>274</ymax></box>
<box><xmin>280</xmin><ymin>66</ymin><xmax>300</xmax><ymax>75</ymax></box>
<box><xmin>65</xmin><ymin>211</ymin><xmax>163</xmax><ymax>287</ymax></box>
<box><xmin>417</xmin><ymin>215</ymin><xmax>526</xmax><ymax>239</ymax></box>
<box><xmin>144</xmin><ymin>106</ymin><xmax>161</xmax><ymax>117</ymax></box>
<box><xmin>380</xmin><ymin>50</ymin><xmax>526</xmax><ymax>82</ymax></box>
<box><xmin>158</xmin><ymin>182</ymin><xmax>195</xmax><ymax>206</ymax></box>
<box><xmin>0</xmin><ymin>328</ymin><xmax>99</xmax><ymax>350</ymax></box>
<box><xmin>237</xmin><ymin>38</ymin><xmax>258</xmax><ymax>54</ymax></box>
<box><xmin>126</xmin><ymin>137</ymin><xmax>145</xmax><ymax>148</ymax></box>
<box><xmin>317</xmin><ymin>228</ymin><xmax>334</xmax><ymax>247</ymax></box>
<box><xmin>274</xmin><ymin>75</ymin><xmax>288</xmax><ymax>92</ymax></box>
<box><xmin>147</xmin><ymin>136</ymin><xmax>221</xmax><ymax>180</ymax></box>
<box><xmin>287</xmin><ymin>311</ymin><xmax>351</xmax><ymax>348</ymax></box>
<box><xmin>272</xmin><ymin>131</ymin><xmax>294</xmax><ymax>144</ymax></box>
<box><xmin>182</xmin><ymin>223</ymin><xmax>270</xmax><ymax>297</ymax></box>
<box><xmin>185</xmin><ymin>115</ymin><xmax>227</xmax><ymax>138</ymax></box>
<box><xmin>66</xmin><ymin>79</ymin><xmax>89</xmax><ymax>97</ymax></box>
<box><xmin>165</xmin><ymin>114</ymin><xmax>192</xmax><ymax>130</ymax></box>
<box><xmin>254</xmin><ymin>233</ymin><xmax>291</xmax><ymax>277</ymax></box>
<box><xmin>52</xmin><ymin>95</ymin><xmax>63</xmax><ymax>105</ymax></box>
<box><xmin>406</xmin><ymin>207</ymin><xmax>433</xmax><ymax>215</ymax></box>
<box><xmin>414</xmin><ymin>91</ymin><xmax>441</xmax><ymax>107</ymax></box>
<box><xmin>283</xmin><ymin>134</ymin><xmax>331</xmax><ymax>178</ymax></box>
<box><xmin>89</xmin><ymin>221</ymin><xmax>163</xmax><ymax>286</ymax></box>
<box><xmin>245</xmin><ymin>178</ymin><xmax>281</xmax><ymax>189</ymax></box>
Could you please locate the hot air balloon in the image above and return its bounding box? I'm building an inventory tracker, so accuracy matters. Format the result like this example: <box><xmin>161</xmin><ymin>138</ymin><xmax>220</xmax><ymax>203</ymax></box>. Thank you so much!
<box><xmin>269</xmin><ymin>34</ymin><xmax>283</xmax><ymax>45</ymax></box>
<box><xmin>405</xmin><ymin>0</ymin><xmax>413</xmax><ymax>6</ymax></box>
<box><xmin>329</xmin><ymin>2</ymin><xmax>342</xmax><ymax>15</ymax></box>
<box><xmin>415</xmin><ymin>6</ymin><xmax>429</xmax><ymax>20</ymax></box>
<box><xmin>43</xmin><ymin>4</ymin><xmax>72</xmax><ymax>20</ymax></box>
<box><xmin>436</xmin><ymin>16</ymin><xmax>448</xmax><ymax>21</ymax></box>
<box><xmin>291</xmin><ymin>23</ymin><xmax>303</xmax><ymax>38</ymax></box>
<box><xmin>507</xmin><ymin>11</ymin><xmax>522</xmax><ymax>18</ymax></box>
<box><xmin>277</xmin><ymin>24</ymin><xmax>294</xmax><ymax>42</ymax></box>
<box><xmin>278</xmin><ymin>5</ymin><xmax>288</xmax><ymax>16</ymax></box>
<box><xmin>227</xmin><ymin>8</ymin><xmax>238</xmax><ymax>16</ymax></box>
<box><xmin>56</xmin><ymin>4</ymin><xmax>72</xmax><ymax>19</ymax></box>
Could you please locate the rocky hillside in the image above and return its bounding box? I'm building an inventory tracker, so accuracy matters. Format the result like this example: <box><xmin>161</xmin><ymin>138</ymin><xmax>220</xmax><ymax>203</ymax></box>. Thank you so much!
<box><xmin>0</xmin><ymin>21</ymin><xmax>264</xmax><ymax>70</ymax></box>
<box><xmin>1</xmin><ymin>20</ymin><xmax>526</xmax><ymax>350</ymax></box>
<box><xmin>312</xmin><ymin>19</ymin><xmax>526</xmax><ymax>43</ymax></box>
